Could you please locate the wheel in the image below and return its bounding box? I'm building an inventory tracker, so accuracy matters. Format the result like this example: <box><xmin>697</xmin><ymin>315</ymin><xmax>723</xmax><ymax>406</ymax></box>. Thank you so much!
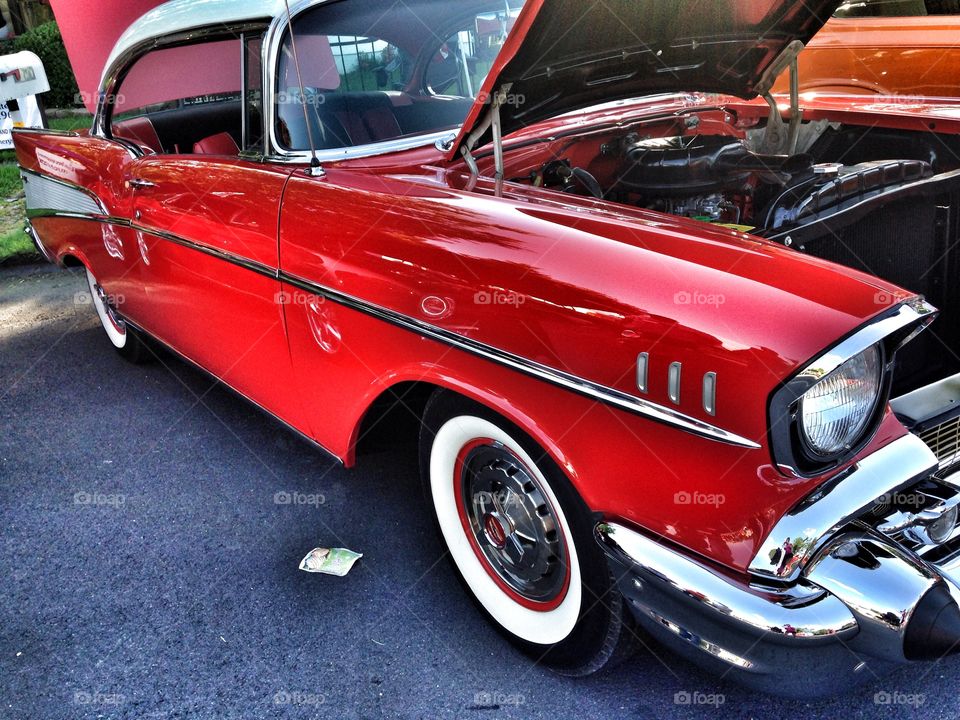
<box><xmin>84</xmin><ymin>267</ymin><xmax>150</xmax><ymax>363</ymax></box>
<box><xmin>420</xmin><ymin>391</ymin><xmax>628</xmax><ymax>675</ymax></box>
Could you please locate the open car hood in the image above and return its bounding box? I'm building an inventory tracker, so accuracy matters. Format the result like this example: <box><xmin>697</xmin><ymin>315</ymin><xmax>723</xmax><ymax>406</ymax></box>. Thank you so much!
<box><xmin>452</xmin><ymin>0</ymin><xmax>842</xmax><ymax>159</ymax></box>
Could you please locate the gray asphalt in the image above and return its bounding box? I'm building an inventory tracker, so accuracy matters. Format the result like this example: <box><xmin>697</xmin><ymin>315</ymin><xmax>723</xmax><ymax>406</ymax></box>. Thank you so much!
<box><xmin>2</xmin><ymin>263</ymin><xmax>959</xmax><ymax>719</ymax></box>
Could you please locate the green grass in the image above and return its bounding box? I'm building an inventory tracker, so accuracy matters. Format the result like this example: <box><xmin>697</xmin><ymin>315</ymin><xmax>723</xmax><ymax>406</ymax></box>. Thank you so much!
<box><xmin>48</xmin><ymin>113</ymin><xmax>92</xmax><ymax>132</ymax></box>
<box><xmin>0</xmin><ymin>163</ymin><xmax>22</xmax><ymax>198</ymax></box>
<box><xmin>0</xmin><ymin>226</ymin><xmax>34</xmax><ymax>263</ymax></box>
<box><xmin>0</xmin><ymin>162</ymin><xmax>31</xmax><ymax>264</ymax></box>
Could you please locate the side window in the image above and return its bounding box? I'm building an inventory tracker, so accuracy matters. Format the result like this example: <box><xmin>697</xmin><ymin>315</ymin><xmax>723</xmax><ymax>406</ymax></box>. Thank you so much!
<box><xmin>835</xmin><ymin>0</ymin><xmax>958</xmax><ymax>17</ymax></box>
<box><xmin>329</xmin><ymin>36</ymin><xmax>412</xmax><ymax>93</ymax></box>
<box><xmin>110</xmin><ymin>39</ymin><xmax>245</xmax><ymax>156</ymax></box>
<box><xmin>275</xmin><ymin>32</ymin><xmax>413</xmax><ymax>150</ymax></box>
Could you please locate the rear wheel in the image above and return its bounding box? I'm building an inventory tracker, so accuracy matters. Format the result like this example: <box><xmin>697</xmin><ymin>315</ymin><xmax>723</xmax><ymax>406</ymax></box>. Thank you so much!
<box><xmin>420</xmin><ymin>391</ymin><xmax>628</xmax><ymax>675</ymax></box>
<box><xmin>84</xmin><ymin>267</ymin><xmax>149</xmax><ymax>363</ymax></box>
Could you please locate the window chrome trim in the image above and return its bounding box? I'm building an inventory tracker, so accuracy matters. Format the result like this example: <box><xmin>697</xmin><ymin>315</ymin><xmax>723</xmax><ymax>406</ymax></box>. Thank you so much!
<box><xmin>260</xmin><ymin>130</ymin><xmax>457</xmax><ymax>165</ymax></box>
<box><xmin>261</xmin><ymin>0</ymin><xmax>459</xmax><ymax>162</ymax></box>
<box><xmin>12</xmin><ymin>126</ymin><xmax>80</xmax><ymax>138</ymax></box>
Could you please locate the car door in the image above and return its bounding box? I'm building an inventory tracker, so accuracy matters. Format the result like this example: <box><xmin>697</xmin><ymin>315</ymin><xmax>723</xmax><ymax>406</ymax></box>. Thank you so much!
<box><xmin>102</xmin><ymin>32</ymin><xmax>309</xmax><ymax>432</ymax></box>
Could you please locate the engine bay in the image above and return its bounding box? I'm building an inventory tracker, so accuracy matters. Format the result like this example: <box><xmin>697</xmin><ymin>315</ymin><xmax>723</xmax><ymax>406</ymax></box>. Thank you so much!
<box><xmin>517</xmin><ymin>120</ymin><xmax>950</xmax><ymax>241</ymax></box>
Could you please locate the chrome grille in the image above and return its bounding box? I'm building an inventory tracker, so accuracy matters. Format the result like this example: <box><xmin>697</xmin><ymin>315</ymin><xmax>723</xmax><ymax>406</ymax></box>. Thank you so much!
<box><xmin>918</xmin><ymin>416</ymin><xmax>960</xmax><ymax>472</ymax></box>
<box><xmin>864</xmin><ymin>476</ymin><xmax>960</xmax><ymax>565</ymax></box>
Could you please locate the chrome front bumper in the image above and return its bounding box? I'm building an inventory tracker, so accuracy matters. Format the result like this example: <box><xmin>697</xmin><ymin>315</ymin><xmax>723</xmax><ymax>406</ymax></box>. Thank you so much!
<box><xmin>598</xmin><ymin>433</ymin><xmax>960</xmax><ymax>697</ymax></box>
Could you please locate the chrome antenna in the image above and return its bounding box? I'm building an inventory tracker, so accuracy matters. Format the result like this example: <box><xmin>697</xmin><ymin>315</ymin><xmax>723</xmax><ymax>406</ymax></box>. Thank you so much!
<box><xmin>283</xmin><ymin>0</ymin><xmax>323</xmax><ymax>175</ymax></box>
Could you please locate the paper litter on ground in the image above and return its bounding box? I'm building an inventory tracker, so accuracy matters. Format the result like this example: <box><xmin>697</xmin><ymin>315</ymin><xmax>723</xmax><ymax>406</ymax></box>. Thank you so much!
<box><xmin>298</xmin><ymin>547</ymin><xmax>363</xmax><ymax>576</ymax></box>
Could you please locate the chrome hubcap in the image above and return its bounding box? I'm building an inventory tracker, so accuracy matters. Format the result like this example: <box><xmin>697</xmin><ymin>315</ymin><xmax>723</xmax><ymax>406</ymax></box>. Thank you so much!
<box><xmin>460</xmin><ymin>442</ymin><xmax>567</xmax><ymax>603</ymax></box>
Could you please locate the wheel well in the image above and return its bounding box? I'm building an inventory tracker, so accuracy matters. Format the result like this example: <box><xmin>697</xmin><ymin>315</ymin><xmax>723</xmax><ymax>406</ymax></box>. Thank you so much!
<box><xmin>353</xmin><ymin>381</ymin><xmax>439</xmax><ymax>461</ymax></box>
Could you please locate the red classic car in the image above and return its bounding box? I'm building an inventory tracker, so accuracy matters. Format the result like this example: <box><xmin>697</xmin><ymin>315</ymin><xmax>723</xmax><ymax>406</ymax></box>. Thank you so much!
<box><xmin>774</xmin><ymin>0</ymin><xmax>960</xmax><ymax>97</ymax></box>
<box><xmin>17</xmin><ymin>0</ymin><xmax>960</xmax><ymax>696</ymax></box>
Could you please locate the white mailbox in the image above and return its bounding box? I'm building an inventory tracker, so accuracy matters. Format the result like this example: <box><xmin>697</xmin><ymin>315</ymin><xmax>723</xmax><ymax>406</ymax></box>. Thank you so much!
<box><xmin>0</xmin><ymin>50</ymin><xmax>50</xmax><ymax>100</ymax></box>
<box><xmin>0</xmin><ymin>50</ymin><xmax>48</xmax><ymax>149</ymax></box>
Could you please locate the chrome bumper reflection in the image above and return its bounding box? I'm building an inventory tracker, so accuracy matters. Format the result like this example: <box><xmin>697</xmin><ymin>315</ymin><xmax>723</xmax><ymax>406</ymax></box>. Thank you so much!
<box><xmin>749</xmin><ymin>433</ymin><xmax>938</xmax><ymax>581</ymax></box>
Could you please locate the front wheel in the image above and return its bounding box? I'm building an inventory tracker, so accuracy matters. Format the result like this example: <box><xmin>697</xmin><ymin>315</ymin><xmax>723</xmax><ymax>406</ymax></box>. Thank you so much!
<box><xmin>84</xmin><ymin>267</ymin><xmax>149</xmax><ymax>363</ymax></box>
<box><xmin>420</xmin><ymin>391</ymin><xmax>628</xmax><ymax>675</ymax></box>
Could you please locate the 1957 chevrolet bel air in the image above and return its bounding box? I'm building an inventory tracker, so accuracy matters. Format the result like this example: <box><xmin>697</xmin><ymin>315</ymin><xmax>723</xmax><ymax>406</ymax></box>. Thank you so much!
<box><xmin>17</xmin><ymin>0</ymin><xmax>960</xmax><ymax>696</ymax></box>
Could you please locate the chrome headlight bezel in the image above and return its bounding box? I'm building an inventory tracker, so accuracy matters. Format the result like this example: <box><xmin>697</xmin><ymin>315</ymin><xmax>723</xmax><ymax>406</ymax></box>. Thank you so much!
<box><xmin>768</xmin><ymin>299</ymin><xmax>937</xmax><ymax>477</ymax></box>
<box><xmin>796</xmin><ymin>344</ymin><xmax>884</xmax><ymax>460</ymax></box>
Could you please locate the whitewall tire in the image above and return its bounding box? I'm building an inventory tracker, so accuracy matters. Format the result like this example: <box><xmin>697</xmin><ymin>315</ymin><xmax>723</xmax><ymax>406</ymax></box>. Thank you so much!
<box><xmin>420</xmin><ymin>391</ymin><xmax>629</xmax><ymax>675</ymax></box>
<box><xmin>84</xmin><ymin>267</ymin><xmax>149</xmax><ymax>363</ymax></box>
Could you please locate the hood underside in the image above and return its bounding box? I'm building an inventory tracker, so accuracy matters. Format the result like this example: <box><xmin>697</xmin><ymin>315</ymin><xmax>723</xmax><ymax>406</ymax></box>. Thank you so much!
<box><xmin>455</xmin><ymin>0</ymin><xmax>843</xmax><ymax>156</ymax></box>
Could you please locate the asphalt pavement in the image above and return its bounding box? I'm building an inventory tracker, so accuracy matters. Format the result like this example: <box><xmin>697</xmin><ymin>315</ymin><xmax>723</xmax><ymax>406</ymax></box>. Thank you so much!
<box><xmin>2</xmin><ymin>263</ymin><xmax>959</xmax><ymax>719</ymax></box>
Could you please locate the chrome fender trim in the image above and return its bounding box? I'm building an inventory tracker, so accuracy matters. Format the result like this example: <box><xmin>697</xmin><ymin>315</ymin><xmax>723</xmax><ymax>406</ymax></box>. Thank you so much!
<box><xmin>25</xmin><ymin>207</ymin><xmax>762</xmax><ymax>449</ymax></box>
<box><xmin>21</xmin><ymin>168</ymin><xmax>107</xmax><ymax>217</ymax></box>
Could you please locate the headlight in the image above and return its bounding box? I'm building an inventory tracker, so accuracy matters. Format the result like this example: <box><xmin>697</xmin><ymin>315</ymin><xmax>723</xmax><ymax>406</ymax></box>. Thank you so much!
<box><xmin>798</xmin><ymin>345</ymin><xmax>883</xmax><ymax>457</ymax></box>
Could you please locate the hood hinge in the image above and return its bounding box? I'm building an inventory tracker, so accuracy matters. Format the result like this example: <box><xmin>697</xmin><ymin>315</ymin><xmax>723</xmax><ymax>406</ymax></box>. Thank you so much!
<box><xmin>460</xmin><ymin>83</ymin><xmax>513</xmax><ymax>182</ymax></box>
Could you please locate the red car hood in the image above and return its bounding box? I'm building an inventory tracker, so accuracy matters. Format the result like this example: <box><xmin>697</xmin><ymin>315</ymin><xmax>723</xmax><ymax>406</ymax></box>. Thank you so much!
<box><xmin>49</xmin><ymin>0</ymin><xmax>166</xmax><ymax>113</ymax></box>
<box><xmin>452</xmin><ymin>0</ymin><xmax>842</xmax><ymax>158</ymax></box>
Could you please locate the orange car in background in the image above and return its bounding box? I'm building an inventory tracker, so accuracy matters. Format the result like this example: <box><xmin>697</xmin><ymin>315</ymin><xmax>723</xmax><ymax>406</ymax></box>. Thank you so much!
<box><xmin>775</xmin><ymin>0</ymin><xmax>960</xmax><ymax>97</ymax></box>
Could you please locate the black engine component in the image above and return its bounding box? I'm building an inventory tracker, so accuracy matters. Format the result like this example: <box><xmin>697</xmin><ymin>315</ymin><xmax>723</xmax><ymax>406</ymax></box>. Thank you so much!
<box><xmin>759</xmin><ymin>159</ymin><xmax>933</xmax><ymax>232</ymax></box>
<box><xmin>759</xmin><ymin>166</ymin><xmax>960</xmax><ymax>395</ymax></box>
<box><xmin>616</xmin><ymin>135</ymin><xmax>811</xmax><ymax>196</ymax></box>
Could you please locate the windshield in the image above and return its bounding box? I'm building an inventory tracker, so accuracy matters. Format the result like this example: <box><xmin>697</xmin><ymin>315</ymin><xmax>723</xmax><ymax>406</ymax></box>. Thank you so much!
<box><xmin>276</xmin><ymin>0</ymin><xmax>527</xmax><ymax>152</ymax></box>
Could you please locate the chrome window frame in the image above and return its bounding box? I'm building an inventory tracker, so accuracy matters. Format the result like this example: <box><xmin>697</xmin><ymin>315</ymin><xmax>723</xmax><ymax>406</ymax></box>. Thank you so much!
<box><xmin>93</xmin><ymin>0</ymin><xmax>464</xmax><ymax>164</ymax></box>
<box><xmin>260</xmin><ymin>0</ymin><xmax>466</xmax><ymax>164</ymax></box>
<box><xmin>92</xmin><ymin>21</ymin><xmax>271</xmax><ymax>148</ymax></box>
